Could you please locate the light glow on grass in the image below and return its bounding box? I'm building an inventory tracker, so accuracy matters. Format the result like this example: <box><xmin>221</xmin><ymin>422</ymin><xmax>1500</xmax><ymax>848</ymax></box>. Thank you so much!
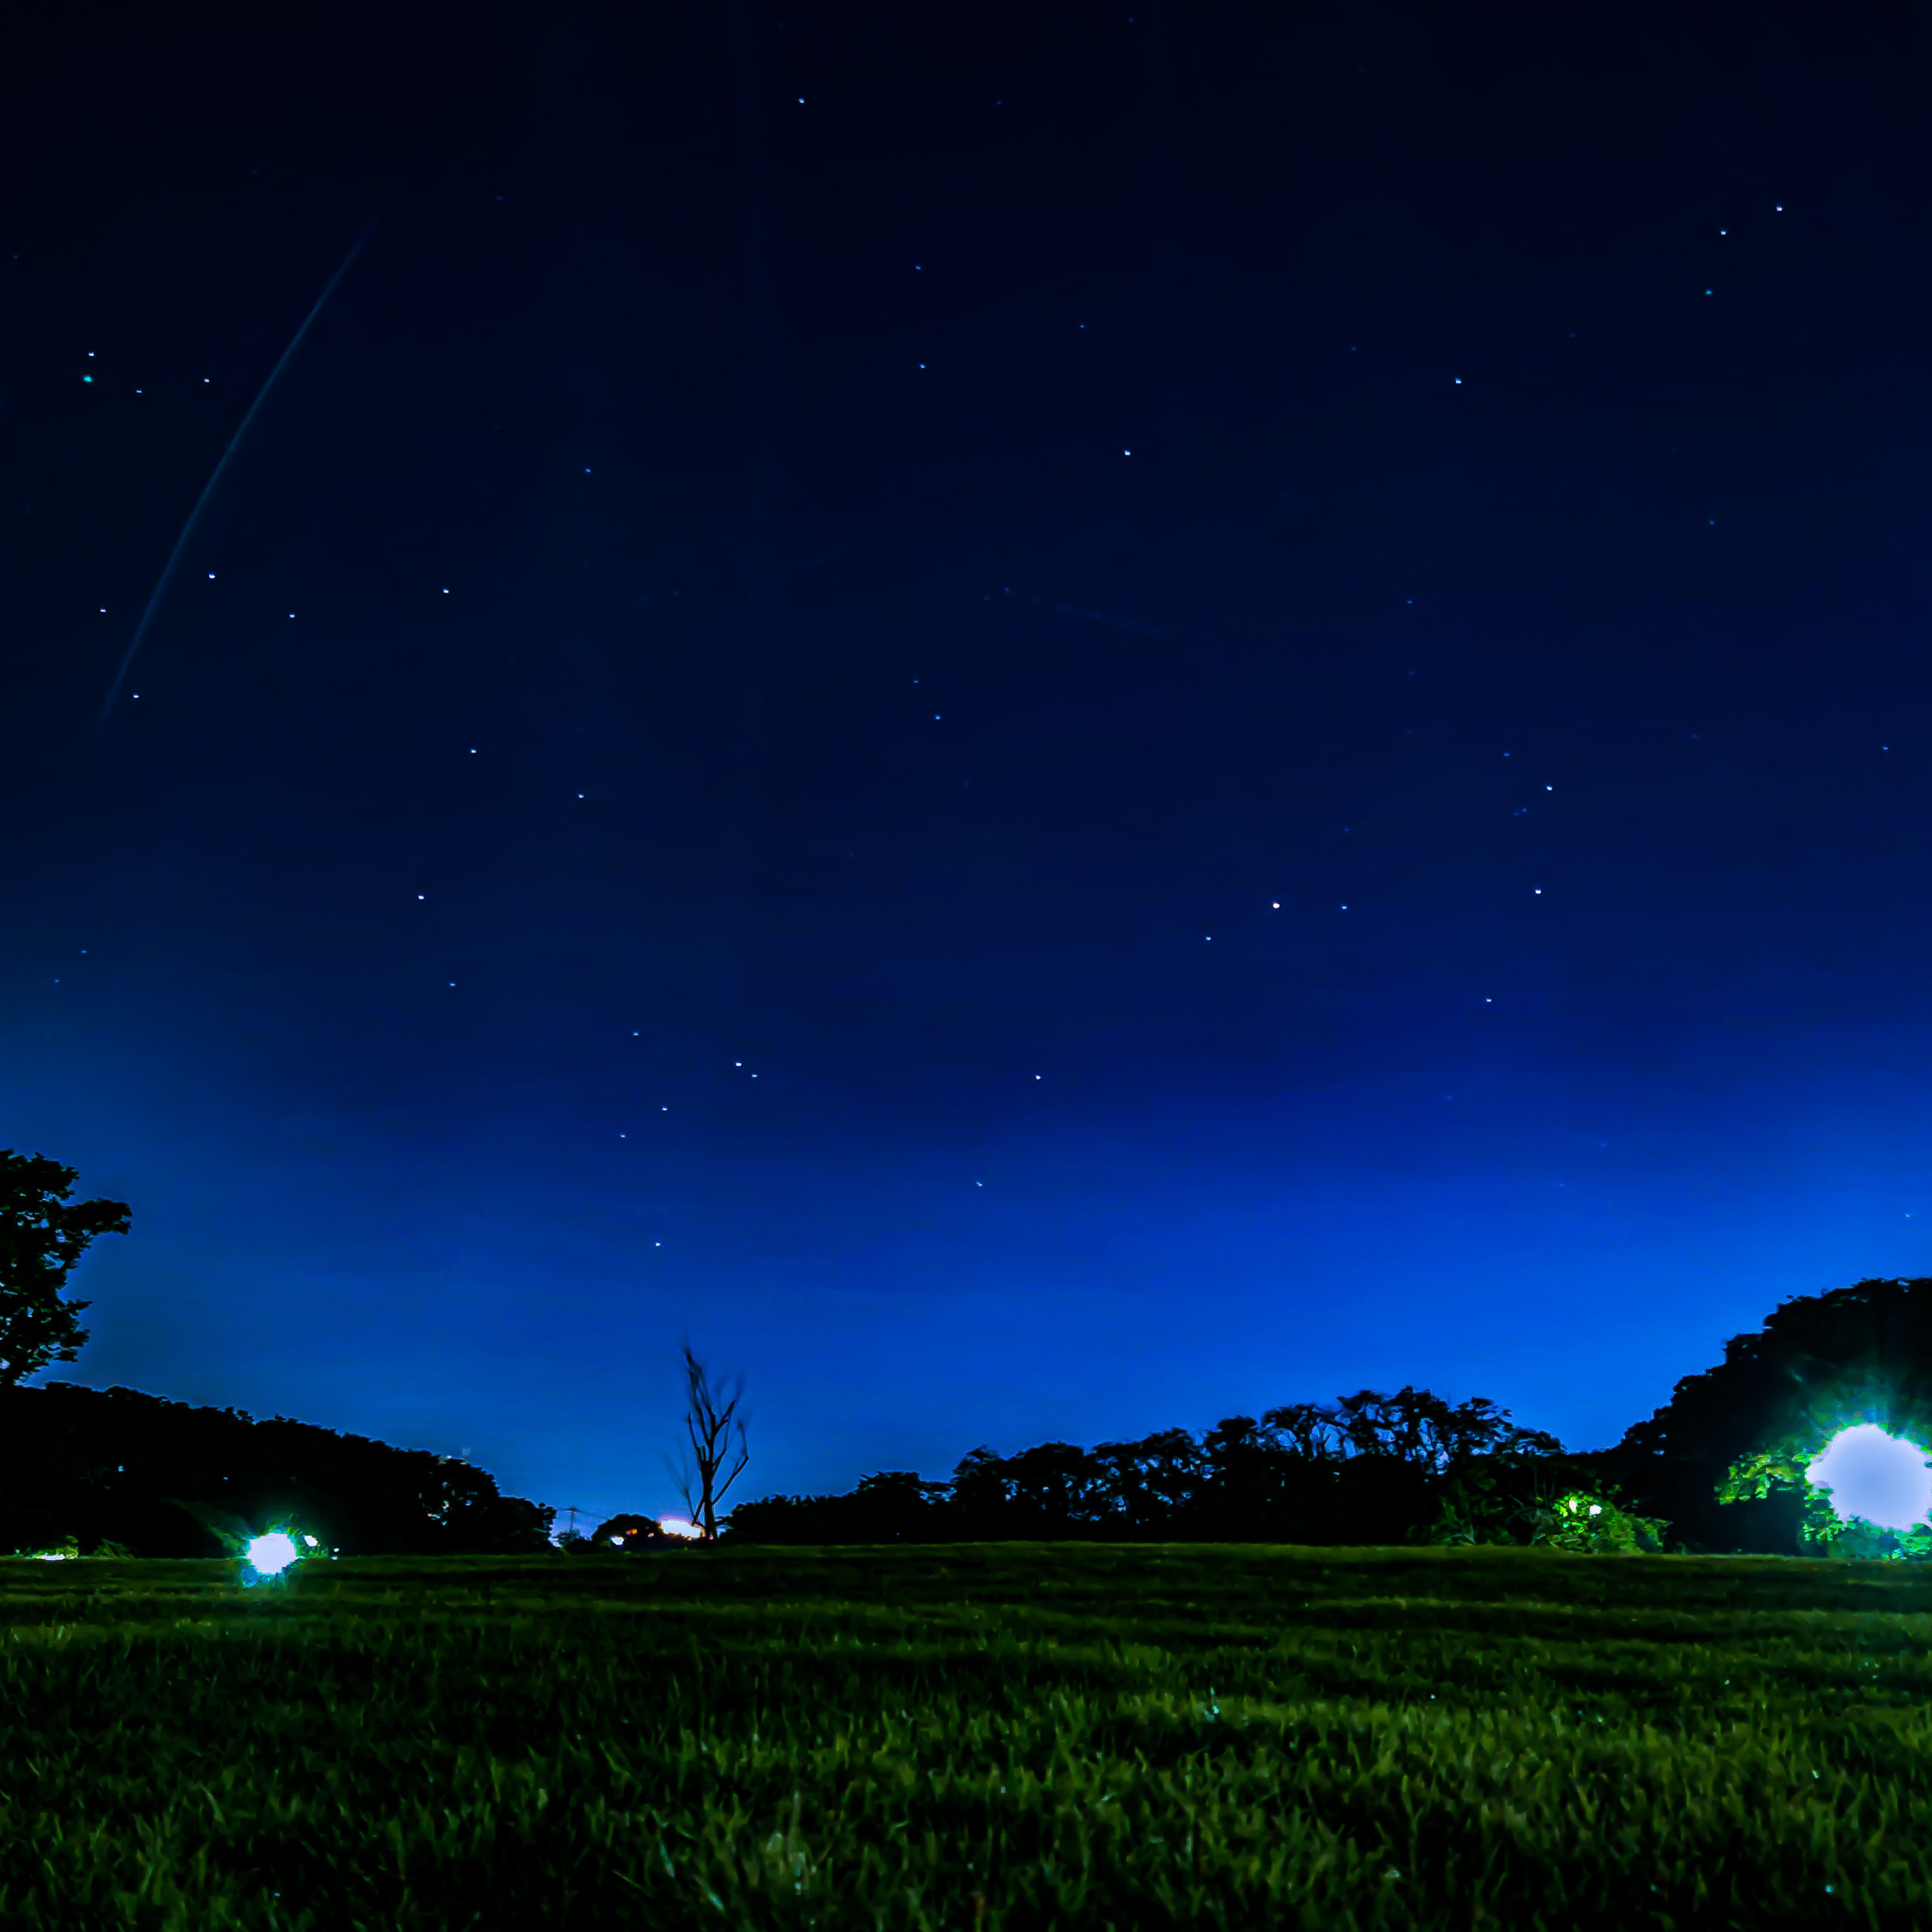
<box><xmin>1805</xmin><ymin>1423</ymin><xmax>1932</xmax><ymax>1532</ymax></box>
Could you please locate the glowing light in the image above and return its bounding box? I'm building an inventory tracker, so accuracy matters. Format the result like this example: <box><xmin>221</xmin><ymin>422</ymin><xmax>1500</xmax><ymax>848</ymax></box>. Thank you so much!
<box><xmin>302</xmin><ymin>1534</ymin><xmax>320</xmax><ymax>1548</ymax></box>
<box><xmin>246</xmin><ymin>1532</ymin><xmax>300</xmax><ymax>1576</ymax></box>
<box><xmin>657</xmin><ymin>1516</ymin><xmax>703</xmax><ymax>1539</ymax></box>
<box><xmin>1807</xmin><ymin>1424</ymin><xmax>1932</xmax><ymax>1531</ymax></box>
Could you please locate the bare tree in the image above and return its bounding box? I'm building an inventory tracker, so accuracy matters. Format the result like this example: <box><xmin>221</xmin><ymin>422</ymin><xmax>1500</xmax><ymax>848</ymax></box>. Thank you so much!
<box><xmin>665</xmin><ymin>1341</ymin><xmax>749</xmax><ymax>1540</ymax></box>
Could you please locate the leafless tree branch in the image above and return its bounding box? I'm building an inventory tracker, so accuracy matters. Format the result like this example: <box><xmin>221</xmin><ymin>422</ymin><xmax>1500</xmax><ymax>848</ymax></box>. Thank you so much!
<box><xmin>674</xmin><ymin>1340</ymin><xmax>750</xmax><ymax>1540</ymax></box>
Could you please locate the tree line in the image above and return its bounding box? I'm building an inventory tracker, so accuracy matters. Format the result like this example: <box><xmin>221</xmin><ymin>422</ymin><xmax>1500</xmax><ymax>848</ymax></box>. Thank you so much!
<box><xmin>708</xmin><ymin>1389</ymin><xmax>1666</xmax><ymax>1552</ymax></box>
<box><xmin>8</xmin><ymin>1147</ymin><xmax>1931</xmax><ymax>1558</ymax></box>
<box><xmin>712</xmin><ymin>1279</ymin><xmax>1932</xmax><ymax>1558</ymax></box>
<box><xmin>0</xmin><ymin>1380</ymin><xmax>555</xmax><ymax>1558</ymax></box>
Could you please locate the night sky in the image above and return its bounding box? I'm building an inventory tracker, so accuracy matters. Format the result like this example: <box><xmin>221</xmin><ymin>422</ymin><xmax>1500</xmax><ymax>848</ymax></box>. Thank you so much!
<box><xmin>8</xmin><ymin>0</ymin><xmax>1932</xmax><ymax>1530</ymax></box>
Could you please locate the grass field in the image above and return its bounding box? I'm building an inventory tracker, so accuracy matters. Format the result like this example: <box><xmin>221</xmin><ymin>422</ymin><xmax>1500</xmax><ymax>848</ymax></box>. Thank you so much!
<box><xmin>2</xmin><ymin>1542</ymin><xmax>1930</xmax><ymax>1929</ymax></box>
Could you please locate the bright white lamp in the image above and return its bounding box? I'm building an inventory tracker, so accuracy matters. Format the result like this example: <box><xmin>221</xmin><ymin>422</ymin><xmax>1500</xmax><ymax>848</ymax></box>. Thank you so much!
<box><xmin>1806</xmin><ymin>1424</ymin><xmax>1932</xmax><ymax>1532</ymax></box>
<box><xmin>245</xmin><ymin>1532</ymin><xmax>300</xmax><ymax>1576</ymax></box>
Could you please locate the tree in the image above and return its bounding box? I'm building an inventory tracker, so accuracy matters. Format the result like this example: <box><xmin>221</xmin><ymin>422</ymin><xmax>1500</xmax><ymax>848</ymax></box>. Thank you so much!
<box><xmin>839</xmin><ymin>1470</ymin><xmax>952</xmax><ymax>1540</ymax></box>
<box><xmin>1198</xmin><ymin>1414</ymin><xmax>1308</xmax><ymax>1537</ymax></box>
<box><xmin>0</xmin><ymin>1380</ymin><xmax>555</xmax><ymax>1555</ymax></box>
<box><xmin>0</xmin><ymin>1151</ymin><xmax>131</xmax><ymax>1386</ymax></box>
<box><xmin>718</xmin><ymin>1491</ymin><xmax>847</xmax><ymax>1543</ymax></box>
<box><xmin>1088</xmin><ymin>1428</ymin><xmax>1210</xmax><ymax>1534</ymax></box>
<box><xmin>666</xmin><ymin>1341</ymin><xmax>749</xmax><ymax>1540</ymax></box>
<box><xmin>947</xmin><ymin>1444</ymin><xmax>1011</xmax><ymax>1530</ymax></box>
<box><xmin>1329</xmin><ymin>1386</ymin><xmax>1561</xmax><ymax>1472</ymax></box>
<box><xmin>998</xmin><ymin>1440</ymin><xmax>1111</xmax><ymax>1534</ymax></box>
<box><xmin>591</xmin><ymin>1512</ymin><xmax>678</xmax><ymax>1550</ymax></box>
<box><xmin>1606</xmin><ymin>1277</ymin><xmax>1932</xmax><ymax>1554</ymax></box>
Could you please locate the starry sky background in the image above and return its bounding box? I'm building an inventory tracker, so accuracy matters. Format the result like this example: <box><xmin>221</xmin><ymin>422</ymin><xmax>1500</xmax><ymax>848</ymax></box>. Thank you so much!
<box><xmin>6</xmin><ymin>0</ymin><xmax>1932</xmax><ymax>1527</ymax></box>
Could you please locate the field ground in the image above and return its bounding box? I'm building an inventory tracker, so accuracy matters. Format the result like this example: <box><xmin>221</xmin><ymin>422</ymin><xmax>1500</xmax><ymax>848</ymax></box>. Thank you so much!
<box><xmin>2</xmin><ymin>1542</ymin><xmax>1930</xmax><ymax>1928</ymax></box>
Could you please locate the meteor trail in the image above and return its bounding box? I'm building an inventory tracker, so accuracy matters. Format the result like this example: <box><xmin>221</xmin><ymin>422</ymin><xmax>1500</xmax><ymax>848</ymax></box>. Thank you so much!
<box><xmin>93</xmin><ymin>217</ymin><xmax>380</xmax><ymax>740</ymax></box>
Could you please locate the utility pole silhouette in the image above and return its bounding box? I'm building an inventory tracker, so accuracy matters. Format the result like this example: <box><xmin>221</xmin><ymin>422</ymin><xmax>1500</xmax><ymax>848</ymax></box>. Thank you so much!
<box><xmin>555</xmin><ymin>1506</ymin><xmax>600</xmax><ymax>1538</ymax></box>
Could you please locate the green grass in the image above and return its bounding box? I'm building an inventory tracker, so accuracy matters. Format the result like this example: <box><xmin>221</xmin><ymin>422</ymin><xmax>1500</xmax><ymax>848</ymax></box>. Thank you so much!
<box><xmin>3</xmin><ymin>1543</ymin><xmax>1931</xmax><ymax>1928</ymax></box>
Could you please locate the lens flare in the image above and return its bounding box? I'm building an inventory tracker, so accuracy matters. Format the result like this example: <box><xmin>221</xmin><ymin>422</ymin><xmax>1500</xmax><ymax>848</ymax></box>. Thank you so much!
<box><xmin>246</xmin><ymin>1532</ymin><xmax>301</xmax><ymax>1576</ymax></box>
<box><xmin>1807</xmin><ymin>1424</ymin><xmax>1932</xmax><ymax>1532</ymax></box>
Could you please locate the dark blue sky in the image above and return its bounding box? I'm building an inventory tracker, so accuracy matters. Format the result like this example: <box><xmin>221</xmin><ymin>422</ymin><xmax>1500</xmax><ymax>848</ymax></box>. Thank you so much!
<box><xmin>7</xmin><ymin>0</ymin><xmax>1932</xmax><ymax>1527</ymax></box>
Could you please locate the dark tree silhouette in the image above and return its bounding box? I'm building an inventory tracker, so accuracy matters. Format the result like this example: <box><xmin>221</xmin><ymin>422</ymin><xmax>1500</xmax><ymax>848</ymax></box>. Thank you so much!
<box><xmin>720</xmin><ymin>1470</ymin><xmax>951</xmax><ymax>1543</ymax></box>
<box><xmin>719</xmin><ymin>1491</ymin><xmax>849</xmax><ymax>1543</ymax></box>
<box><xmin>723</xmin><ymin>1385</ymin><xmax>1568</xmax><ymax>1548</ymax></box>
<box><xmin>1604</xmin><ymin>1276</ymin><xmax>1932</xmax><ymax>1554</ymax></box>
<box><xmin>667</xmin><ymin>1341</ymin><xmax>749</xmax><ymax>1540</ymax></box>
<box><xmin>0</xmin><ymin>1151</ymin><xmax>131</xmax><ymax>1386</ymax></box>
<box><xmin>0</xmin><ymin>1381</ymin><xmax>555</xmax><ymax>1555</ymax></box>
<box><xmin>1329</xmin><ymin>1387</ymin><xmax>1561</xmax><ymax>1471</ymax></box>
<box><xmin>1199</xmin><ymin>1414</ymin><xmax>1306</xmax><ymax>1537</ymax></box>
<box><xmin>995</xmin><ymin>1441</ymin><xmax>1112</xmax><ymax>1534</ymax></box>
<box><xmin>590</xmin><ymin>1512</ymin><xmax>678</xmax><ymax>1550</ymax></box>
<box><xmin>1088</xmin><ymin>1428</ymin><xmax>1210</xmax><ymax>1534</ymax></box>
